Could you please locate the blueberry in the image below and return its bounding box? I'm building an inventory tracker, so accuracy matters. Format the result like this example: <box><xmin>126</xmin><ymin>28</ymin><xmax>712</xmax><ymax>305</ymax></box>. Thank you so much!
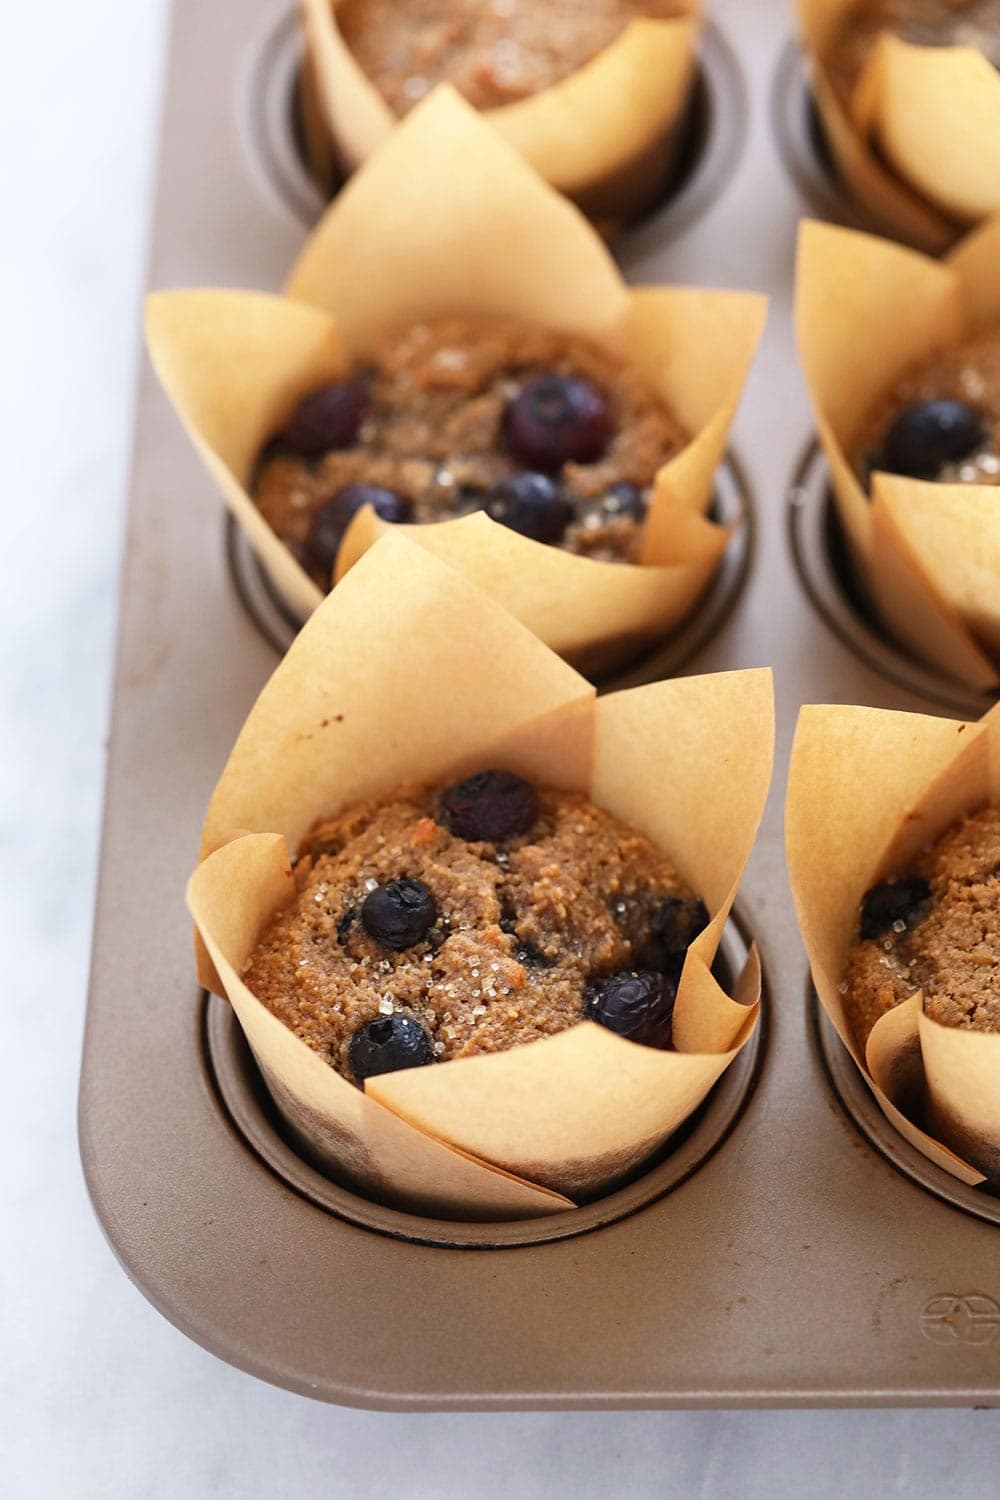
<box><xmin>438</xmin><ymin>770</ymin><xmax>539</xmax><ymax>842</ymax></box>
<box><xmin>483</xmin><ymin>473</ymin><xmax>572</xmax><ymax>544</ymax></box>
<box><xmin>503</xmin><ymin>374</ymin><xmax>613</xmax><ymax>471</ymax></box>
<box><xmin>603</xmin><ymin>481</ymin><xmax>647</xmax><ymax>522</ymax></box>
<box><xmin>361</xmin><ymin>879</ymin><xmax>437</xmax><ymax>950</ymax></box>
<box><xmin>642</xmin><ymin>895</ymin><xmax>710</xmax><ymax>978</ymax></box>
<box><xmin>583</xmin><ymin>970</ymin><xmax>676</xmax><ymax>1049</ymax></box>
<box><xmin>878</xmin><ymin>400</ymin><xmax>985</xmax><ymax>481</ymax></box>
<box><xmin>282</xmin><ymin>380</ymin><xmax>369</xmax><ymax>459</ymax></box>
<box><xmin>348</xmin><ymin>1014</ymin><xmax>435</xmax><ymax>1082</ymax></box>
<box><xmin>304</xmin><ymin>484</ymin><xmax>412</xmax><ymax>580</ymax></box>
<box><xmin>514</xmin><ymin>940</ymin><xmax>555</xmax><ymax>969</ymax></box>
<box><xmin>859</xmin><ymin>876</ymin><xmax>931</xmax><ymax>940</ymax></box>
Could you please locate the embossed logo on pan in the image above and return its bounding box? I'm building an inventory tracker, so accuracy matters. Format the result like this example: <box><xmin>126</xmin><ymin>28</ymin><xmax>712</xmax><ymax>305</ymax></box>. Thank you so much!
<box><xmin>920</xmin><ymin>1294</ymin><xmax>1000</xmax><ymax>1346</ymax></box>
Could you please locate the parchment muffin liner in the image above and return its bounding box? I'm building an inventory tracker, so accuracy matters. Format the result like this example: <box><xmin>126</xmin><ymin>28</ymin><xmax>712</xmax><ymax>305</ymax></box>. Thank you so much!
<box><xmin>861</xmin><ymin>33</ymin><xmax>1000</xmax><ymax>226</ymax></box>
<box><xmin>795</xmin><ymin>215</ymin><xmax>1000</xmax><ymax>690</ymax></box>
<box><xmin>299</xmin><ymin>0</ymin><xmax>702</xmax><ymax>225</ymax></box>
<box><xmin>147</xmin><ymin>88</ymin><xmax>766</xmax><ymax>676</ymax></box>
<box><xmin>795</xmin><ymin>0</ymin><xmax>1000</xmax><ymax>248</ymax></box>
<box><xmin>788</xmin><ymin>699</ymin><xmax>1000</xmax><ymax>1186</ymax></box>
<box><xmin>188</xmin><ymin>534</ymin><xmax>773</xmax><ymax>1216</ymax></box>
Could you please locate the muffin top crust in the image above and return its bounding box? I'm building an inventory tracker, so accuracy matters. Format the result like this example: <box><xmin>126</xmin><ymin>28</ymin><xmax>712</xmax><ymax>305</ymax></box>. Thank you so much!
<box><xmin>243</xmin><ymin>771</ymin><xmax>707</xmax><ymax>1086</ymax></box>
<box><xmin>254</xmin><ymin>315</ymin><xmax>686</xmax><ymax>586</ymax></box>
<box><xmin>338</xmin><ymin>0</ymin><xmax>689</xmax><ymax>115</ymax></box>
<box><xmin>844</xmin><ymin>807</ymin><xmax>1000</xmax><ymax>1052</ymax></box>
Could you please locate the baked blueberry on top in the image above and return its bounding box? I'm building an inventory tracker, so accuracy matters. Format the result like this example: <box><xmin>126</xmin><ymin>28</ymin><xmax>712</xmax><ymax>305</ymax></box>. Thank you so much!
<box><xmin>856</xmin><ymin>328</ymin><xmax>1000</xmax><ymax>489</ymax></box>
<box><xmin>253</xmin><ymin>317</ymin><xmax>686</xmax><ymax>586</ymax></box>
<box><xmin>843</xmin><ymin>808</ymin><xmax>1000</xmax><ymax>1052</ymax></box>
<box><xmin>243</xmin><ymin>770</ymin><xmax>707</xmax><ymax>1085</ymax></box>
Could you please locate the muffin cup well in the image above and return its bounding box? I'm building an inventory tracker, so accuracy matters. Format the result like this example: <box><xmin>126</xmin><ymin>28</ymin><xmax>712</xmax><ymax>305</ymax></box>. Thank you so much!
<box><xmin>794</xmin><ymin>0</ymin><xmax>961</xmax><ymax>250</ymax></box>
<box><xmin>147</xmin><ymin>89</ymin><xmax>765</xmax><ymax>673</ymax></box>
<box><xmin>795</xmin><ymin>215</ymin><xmax>1000</xmax><ymax>690</ymax></box>
<box><xmin>189</xmin><ymin>535</ymin><xmax>772</xmax><ymax>1210</ymax></box>
<box><xmin>300</xmin><ymin>0</ymin><xmax>701</xmax><ymax>224</ymax></box>
<box><xmin>787</xmin><ymin>700</ymin><xmax>1000</xmax><ymax>1185</ymax></box>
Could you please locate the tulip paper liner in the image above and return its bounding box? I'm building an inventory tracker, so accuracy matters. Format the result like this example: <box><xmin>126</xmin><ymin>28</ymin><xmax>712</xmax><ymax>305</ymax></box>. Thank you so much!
<box><xmin>146</xmin><ymin>88</ymin><xmax>766</xmax><ymax>674</ymax></box>
<box><xmin>864</xmin><ymin>35</ymin><xmax>1000</xmax><ymax>226</ymax></box>
<box><xmin>795</xmin><ymin>0</ymin><xmax>978</xmax><ymax>250</ymax></box>
<box><xmin>300</xmin><ymin>0</ymin><xmax>701</xmax><ymax>221</ymax></box>
<box><xmin>188</xmin><ymin>534</ymin><xmax>772</xmax><ymax>1213</ymax></box>
<box><xmin>787</xmin><ymin>699</ymin><xmax>1000</xmax><ymax>1186</ymax></box>
<box><xmin>795</xmin><ymin>215</ymin><xmax>1000</xmax><ymax>690</ymax></box>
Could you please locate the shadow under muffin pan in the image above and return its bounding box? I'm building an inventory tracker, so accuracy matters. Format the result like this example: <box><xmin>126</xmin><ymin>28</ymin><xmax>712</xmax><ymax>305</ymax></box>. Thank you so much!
<box><xmin>809</xmin><ymin>990</ymin><xmax>1000</xmax><ymax>1226</ymax></box>
<box><xmin>787</xmin><ymin>440</ymin><xmax>998</xmax><ymax>717</ymax></box>
<box><xmin>769</xmin><ymin>37</ymin><xmax>963</xmax><ymax>253</ymax></box>
<box><xmin>243</xmin><ymin>2</ymin><xmax>748</xmax><ymax>250</ymax></box>
<box><xmin>224</xmin><ymin>452</ymin><xmax>754</xmax><ymax>680</ymax></box>
<box><xmin>205</xmin><ymin>915</ymin><xmax>765</xmax><ymax>1249</ymax></box>
<box><xmin>83</xmin><ymin>0</ymin><xmax>1000</xmax><ymax>1410</ymax></box>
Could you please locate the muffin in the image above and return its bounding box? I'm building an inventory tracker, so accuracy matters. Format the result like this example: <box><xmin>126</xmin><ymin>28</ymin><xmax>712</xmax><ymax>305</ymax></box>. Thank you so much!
<box><xmin>796</xmin><ymin>215</ymin><xmax>1000</xmax><ymax>689</ymax></box>
<box><xmin>254</xmin><ymin>314</ymin><xmax>688</xmax><ymax>588</ymax></box>
<box><xmin>147</xmin><ymin>89</ymin><xmax>766</xmax><ymax>675</ymax></box>
<box><xmin>844</xmin><ymin>809</ymin><xmax>1000</xmax><ymax>1052</ymax></box>
<box><xmin>245</xmin><ymin>773</ymin><xmax>707</xmax><ymax>1084</ymax></box>
<box><xmin>300</xmin><ymin>0</ymin><xmax>701</xmax><ymax>224</ymax></box>
<box><xmin>189</xmin><ymin>533</ymin><xmax>773</xmax><ymax>1213</ymax></box>
<box><xmin>787</xmin><ymin>700</ymin><xmax>1000</xmax><ymax>1186</ymax></box>
<box><xmin>795</xmin><ymin>0</ymin><xmax>1000</xmax><ymax>247</ymax></box>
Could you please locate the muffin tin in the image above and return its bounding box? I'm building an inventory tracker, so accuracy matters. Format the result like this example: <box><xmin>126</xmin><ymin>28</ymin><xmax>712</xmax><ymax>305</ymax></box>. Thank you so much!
<box><xmin>80</xmin><ymin>0</ymin><xmax>1000</xmax><ymax>1406</ymax></box>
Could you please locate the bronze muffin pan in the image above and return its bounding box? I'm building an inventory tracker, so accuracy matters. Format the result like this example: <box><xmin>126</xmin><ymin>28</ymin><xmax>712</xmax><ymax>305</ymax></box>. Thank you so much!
<box><xmin>80</xmin><ymin>0</ymin><xmax>1000</xmax><ymax>1407</ymax></box>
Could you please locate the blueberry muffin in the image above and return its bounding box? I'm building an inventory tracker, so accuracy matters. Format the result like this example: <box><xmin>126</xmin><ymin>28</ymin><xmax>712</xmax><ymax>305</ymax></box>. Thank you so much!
<box><xmin>843</xmin><ymin>807</ymin><xmax>1000</xmax><ymax>1051</ymax></box>
<box><xmin>825</xmin><ymin>0</ymin><xmax>1000</xmax><ymax>109</ymax></box>
<box><xmin>854</xmin><ymin>327</ymin><xmax>1000</xmax><ymax>487</ymax></box>
<box><xmin>253</xmin><ymin>316</ymin><xmax>686</xmax><ymax>587</ymax></box>
<box><xmin>243</xmin><ymin>769</ymin><xmax>708</xmax><ymax>1084</ymax></box>
<box><xmin>337</xmin><ymin>0</ymin><xmax>689</xmax><ymax>114</ymax></box>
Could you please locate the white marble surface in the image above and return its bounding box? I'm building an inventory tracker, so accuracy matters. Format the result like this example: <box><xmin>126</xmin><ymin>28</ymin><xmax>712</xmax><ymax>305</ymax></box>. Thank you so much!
<box><xmin>2</xmin><ymin>2</ymin><xmax>999</xmax><ymax>1495</ymax></box>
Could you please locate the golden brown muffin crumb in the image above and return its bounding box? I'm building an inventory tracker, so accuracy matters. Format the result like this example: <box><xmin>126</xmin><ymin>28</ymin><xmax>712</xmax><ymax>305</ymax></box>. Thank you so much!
<box><xmin>844</xmin><ymin>807</ymin><xmax>1000</xmax><ymax>1051</ymax></box>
